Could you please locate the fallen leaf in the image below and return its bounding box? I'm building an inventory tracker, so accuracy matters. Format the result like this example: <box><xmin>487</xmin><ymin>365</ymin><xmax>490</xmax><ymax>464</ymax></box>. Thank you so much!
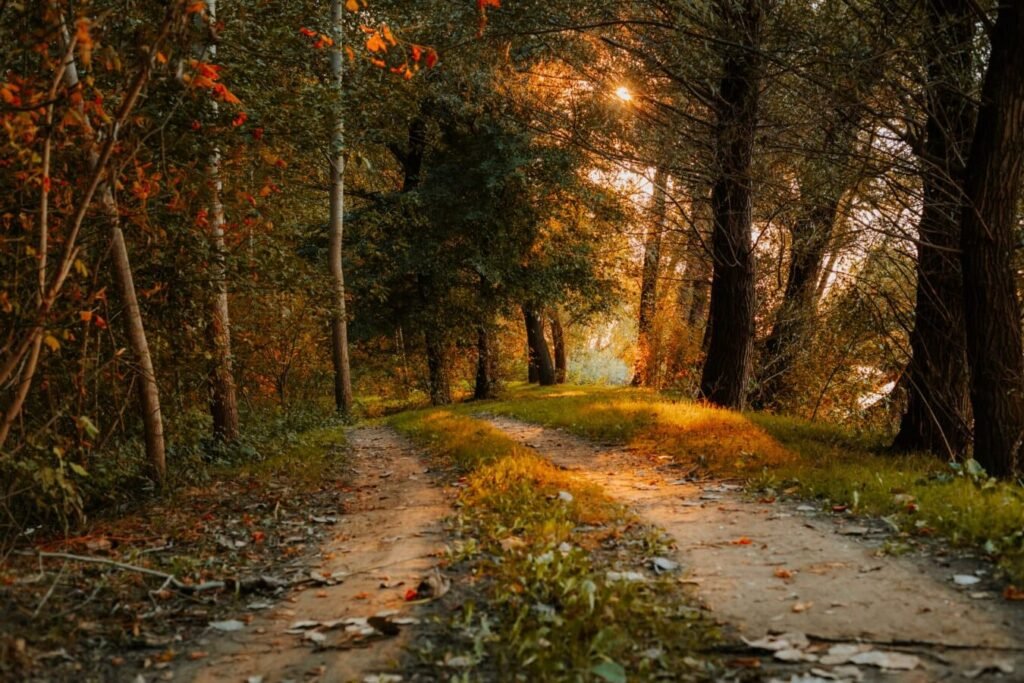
<box><xmin>731</xmin><ymin>537</ymin><xmax>753</xmax><ymax>545</ymax></box>
<box><xmin>367</xmin><ymin>616</ymin><xmax>400</xmax><ymax>636</ymax></box>
<box><xmin>792</xmin><ymin>601</ymin><xmax>813</xmax><ymax>613</ymax></box>
<box><xmin>209</xmin><ymin>620</ymin><xmax>245</xmax><ymax>632</ymax></box>
<box><xmin>651</xmin><ymin>557</ymin><xmax>679</xmax><ymax>573</ymax></box>
<box><xmin>953</xmin><ymin>574</ymin><xmax>981</xmax><ymax>586</ymax></box>
<box><xmin>591</xmin><ymin>660</ymin><xmax>627</xmax><ymax>683</ymax></box>
<box><xmin>773</xmin><ymin>568</ymin><xmax>794</xmax><ymax>580</ymax></box>
<box><xmin>850</xmin><ymin>650</ymin><xmax>920</xmax><ymax>670</ymax></box>
<box><xmin>1003</xmin><ymin>585</ymin><xmax>1024</xmax><ymax>601</ymax></box>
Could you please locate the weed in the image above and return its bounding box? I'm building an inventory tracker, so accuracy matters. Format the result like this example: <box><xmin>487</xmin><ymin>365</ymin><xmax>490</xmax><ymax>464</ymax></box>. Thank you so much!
<box><xmin>391</xmin><ymin>408</ymin><xmax>720</xmax><ymax>681</ymax></box>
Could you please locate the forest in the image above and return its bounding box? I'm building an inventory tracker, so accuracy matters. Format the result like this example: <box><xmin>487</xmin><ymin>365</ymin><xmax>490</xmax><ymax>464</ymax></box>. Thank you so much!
<box><xmin>2</xmin><ymin>0</ymin><xmax>1024</xmax><ymax>681</ymax></box>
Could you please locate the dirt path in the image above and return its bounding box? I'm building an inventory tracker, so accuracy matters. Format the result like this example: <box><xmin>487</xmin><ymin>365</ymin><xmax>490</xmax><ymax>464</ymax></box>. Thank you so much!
<box><xmin>174</xmin><ymin>426</ymin><xmax>447</xmax><ymax>683</ymax></box>
<box><xmin>483</xmin><ymin>416</ymin><xmax>1024</xmax><ymax>683</ymax></box>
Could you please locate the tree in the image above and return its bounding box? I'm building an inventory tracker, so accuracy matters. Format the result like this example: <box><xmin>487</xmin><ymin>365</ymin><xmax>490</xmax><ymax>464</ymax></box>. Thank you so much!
<box><xmin>201</xmin><ymin>0</ymin><xmax>241</xmax><ymax>441</ymax></box>
<box><xmin>632</xmin><ymin>165</ymin><xmax>669</xmax><ymax>387</ymax></box>
<box><xmin>328</xmin><ymin>0</ymin><xmax>355</xmax><ymax>415</ymax></box>
<box><xmin>698</xmin><ymin>0</ymin><xmax>768</xmax><ymax>409</ymax></box>
<box><xmin>959</xmin><ymin>0</ymin><xmax>1024</xmax><ymax>477</ymax></box>
<box><xmin>525</xmin><ymin>306</ymin><xmax>557</xmax><ymax>385</ymax></box>
<box><xmin>892</xmin><ymin>0</ymin><xmax>974</xmax><ymax>459</ymax></box>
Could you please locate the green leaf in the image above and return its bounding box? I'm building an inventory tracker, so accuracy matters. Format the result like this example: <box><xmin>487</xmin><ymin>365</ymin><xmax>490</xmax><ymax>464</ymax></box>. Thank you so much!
<box><xmin>591</xmin><ymin>660</ymin><xmax>627</xmax><ymax>683</ymax></box>
<box><xmin>77</xmin><ymin>415</ymin><xmax>100</xmax><ymax>438</ymax></box>
<box><xmin>69</xmin><ymin>462</ymin><xmax>89</xmax><ymax>478</ymax></box>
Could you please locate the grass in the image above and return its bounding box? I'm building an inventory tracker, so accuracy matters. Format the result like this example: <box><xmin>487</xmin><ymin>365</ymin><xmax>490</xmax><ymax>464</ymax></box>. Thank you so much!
<box><xmin>389</xmin><ymin>408</ymin><xmax>720</xmax><ymax>682</ymax></box>
<box><xmin>478</xmin><ymin>384</ymin><xmax>1024</xmax><ymax>586</ymax></box>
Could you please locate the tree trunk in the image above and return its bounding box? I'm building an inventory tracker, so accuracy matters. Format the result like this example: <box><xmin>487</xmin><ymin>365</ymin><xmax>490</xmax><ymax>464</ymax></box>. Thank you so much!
<box><xmin>524</xmin><ymin>306</ymin><xmax>556</xmax><ymax>386</ymax></box>
<box><xmin>474</xmin><ymin>326</ymin><xmax>498</xmax><ymax>399</ymax></box>
<box><xmin>63</xmin><ymin>21</ymin><xmax>166</xmax><ymax>479</ymax></box>
<box><xmin>698</xmin><ymin>0</ymin><xmax>766</xmax><ymax>409</ymax></box>
<box><xmin>328</xmin><ymin>0</ymin><xmax>354</xmax><ymax>415</ymax></box>
<box><xmin>959</xmin><ymin>0</ymin><xmax>1024</xmax><ymax>478</ymax></box>
<box><xmin>632</xmin><ymin>165</ymin><xmax>669</xmax><ymax>387</ymax></box>
<box><xmin>425</xmin><ymin>329</ymin><xmax>452</xmax><ymax>405</ymax></box>
<box><xmin>205</xmin><ymin>0</ymin><xmax>241</xmax><ymax>438</ymax></box>
<box><xmin>549</xmin><ymin>310</ymin><xmax>567</xmax><ymax>384</ymax></box>
<box><xmin>754</xmin><ymin>194</ymin><xmax>843</xmax><ymax>409</ymax></box>
<box><xmin>111</xmin><ymin>226</ymin><xmax>166</xmax><ymax>479</ymax></box>
<box><xmin>892</xmin><ymin>0</ymin><xmax>974</xmax><ymax>459</ymax></box>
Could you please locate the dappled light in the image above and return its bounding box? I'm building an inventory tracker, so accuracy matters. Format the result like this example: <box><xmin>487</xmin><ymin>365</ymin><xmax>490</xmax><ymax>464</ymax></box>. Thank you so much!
<box><xmin>3</xmin><ymin>0</ymin><xmax>1024</xmax><ymax>679</ymax></box>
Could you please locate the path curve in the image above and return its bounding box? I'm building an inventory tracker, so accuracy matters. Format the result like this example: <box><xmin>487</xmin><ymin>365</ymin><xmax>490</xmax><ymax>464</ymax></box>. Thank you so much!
<box><xmin>483</xmin><ymin>415</ymin><xmax>1024</xmax><ymax>683</ymax></box>
<box><xmin>175</xmin><ymin>426</ymin><xmax>448</xmax><ymax>683</ymax></box>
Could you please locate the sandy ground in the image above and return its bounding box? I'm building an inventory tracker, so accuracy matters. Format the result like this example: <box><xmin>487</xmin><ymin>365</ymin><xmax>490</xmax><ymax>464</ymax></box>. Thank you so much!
<box><xmin>173</xmin><ymin>427</ymin><xmax>448</xmax><ymax>683</ymax></box>
<box><xmin>483</xmin><ymin>415</ymin><xmax>1024</xmax><ymax>683</ymax></box>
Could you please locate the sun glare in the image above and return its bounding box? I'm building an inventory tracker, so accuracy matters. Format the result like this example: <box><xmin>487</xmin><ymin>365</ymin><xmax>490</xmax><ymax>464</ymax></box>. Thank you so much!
<box><xmin>614</xmin><ymin>86</ymin><xmax>634</xmax><ymax>102</ymax></box>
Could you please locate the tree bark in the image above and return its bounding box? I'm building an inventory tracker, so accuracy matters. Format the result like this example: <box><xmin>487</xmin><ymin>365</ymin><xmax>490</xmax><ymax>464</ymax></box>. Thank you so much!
<box><xmin>632</xmin><ymin>165</ymin><xmax>669</xmax><ymax>387</ymax></box>
<box><xmin>474</xmin><ymin>326</ymin><xmax>498</xmax><ymax>399</ymax></box>
<box><xmin>959</xmin><ymin>0</ymin><xmax>1024</xmax><ymax>477</ymax></box>
<box><xmin>754</xmin><ymin>193</ymin><xmax>843</xmax><ymax>409</ymax></box>
<box><xmin>524</xmin><ymin>306</ymin><xmax>556</xmax><ymax>386</ymax></box>
<box><xmin>425</xmin><ymin>329</ymin><xmax>452</xmax><ymax>405</ymax></box>
<box><xmin>892</xmin><ymin>0</ymin><xmax>974</xmax><ymax>459</ymax></box>
<box><xmin>62</xmin><ymin>21</ymin><xmax>166</xmax><ymax>479</ymax></box>
<box><xmin>328</xmin><ymin>0</ymin><xmax>354</xmax><ymax>415</ymax></box>
<box><xmin>197</xmin><ymin>0</ymin><xmax>241</xmax><ymax>440</ymax></box>
<box><xmin>698</xmin><ymin>0</ymin><xmax>766</xmax><ymax>409</ymax></box>
<box><xmin>549</xmin><ymin>309</ymin><xmax>567</xmax><ymax>384</ymax></box>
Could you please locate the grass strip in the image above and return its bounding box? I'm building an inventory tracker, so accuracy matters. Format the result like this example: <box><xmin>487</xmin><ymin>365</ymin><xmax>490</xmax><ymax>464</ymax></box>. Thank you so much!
<box><xmin>481</xmin><ymin>384</ymin><xmax>1024</xmax><ymax>586</ymax></box>
<box><xmin>390</xmin><ymin>408</ymin><xmax>719</xmax><ymax>682</ymax></box>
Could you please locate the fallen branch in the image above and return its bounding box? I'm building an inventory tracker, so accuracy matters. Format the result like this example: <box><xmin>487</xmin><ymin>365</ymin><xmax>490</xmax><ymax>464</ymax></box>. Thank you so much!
<box><xmin>18</xmin><ymin>551</ymin><xmax>223</xmax><ymax>594</ymax></box>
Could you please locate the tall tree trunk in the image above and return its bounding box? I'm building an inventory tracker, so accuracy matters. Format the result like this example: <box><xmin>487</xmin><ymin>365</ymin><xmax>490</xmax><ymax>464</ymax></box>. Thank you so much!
<box><xmin>425</xmin><ymin>329</ymin><xmax>452</xmax><ymax>405</ymax></box>
<box><xmin>892</xmin><ymin>0</ymin><xmax>974</xmax><ymax>458</ymax></box>
<box><xmin>959</xmin><ymin>0</ymin><xmax>1024</xmax><ymax>478</ymax></box>
<box><xmin>63</xmin><ymin>21</ymin><xmax>166</xmax><ymax>479</ymax></box>
<box><xmin>549</xmin><ymin>310</ymin><xmax>567</xmax><ymax>384</ymax></box>
<box><xmin>199</xmin><ymin>0</ymin><xmax>240</xmax><ymax>439</ymax></box>
<box><xmin>524</xmin><ymin>306</ymin><xmax>556</xmax><ymax>386</ymax></box>
<box><xmin>474</xmin><ymin>326</ymin><xmax>498</xmax><ymax>399</ymax></box>
<box><xmin>754</xmin><ymin>193</ymin><xmax>843</xmax><ymax>409</ymax></box>
<box><xmin>698</xmin><ymin>0</ymin><xmax>766</xmax><ymax>409</ymax></box>
<box><xmin>632</xmin><ymin>165</ymin><xmax>669</xmax><ymax>387</ymax></box>
<box><xmin>328</xmin><ymin>0</ymin><xmax>354</xmax><ymax>415</ymax></box>
<box><xmin>391</xmin><ymin>111</ymin><xmax>447</xmax><ymax>404</ymax></box>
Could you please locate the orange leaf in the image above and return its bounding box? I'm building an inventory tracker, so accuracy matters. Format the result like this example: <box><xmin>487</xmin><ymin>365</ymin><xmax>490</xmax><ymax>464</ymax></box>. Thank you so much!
<box><xmin>366</xmin><ymin>33</ymin><xmax>387</xmax><ymax>53</ymax></box>
<box><xmin>731</xmin><ymin>537</ymin><xmax>753</xmax><ymax>545</ymax></box>
<box><xmin>1004</xmin><ymin>585</ymin><xmax>1024</xmax><ymax>601</ymax></box>
<box><xmin>345</xmin><ymin>0</ymin><xmax>360</xmax><ymax>11</ymax></box>
<box><xmin>185</xmin><ymin>1</ymin><xmax>206</xmax><ymax>14</ymax></box>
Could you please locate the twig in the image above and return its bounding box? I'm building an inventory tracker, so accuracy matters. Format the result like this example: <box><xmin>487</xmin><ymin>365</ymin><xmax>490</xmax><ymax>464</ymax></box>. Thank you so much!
<box><xmin>33</xmin><ymin>563</ymin><xmax>66</xmax><ymax>617</ymax></box>
<box><xmin>18</xmin><ymin>551</ymin><xmax>222</xmax><ymax>594</ymax></box>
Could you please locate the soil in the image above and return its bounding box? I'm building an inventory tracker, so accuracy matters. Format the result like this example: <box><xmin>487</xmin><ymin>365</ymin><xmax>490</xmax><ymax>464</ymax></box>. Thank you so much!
<box><xmin>173</xmin><ymin>426</ymin><xmax>449</xmax><ymax>683</ymax></box>
<box><xmin>482</xmin><ymin>415</ymin><xmax>1024</xmax><ymax>683</ymax></box>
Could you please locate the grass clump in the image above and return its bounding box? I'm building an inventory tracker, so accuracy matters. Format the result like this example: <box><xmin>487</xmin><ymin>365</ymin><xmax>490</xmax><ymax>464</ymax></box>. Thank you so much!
<box><xmin>482</xmin><ymin>384</ymin><xmax>1024</xmax><ymax>585</ymax></box>
<box><xmin>390</xmin><ymin>408</ymin><xmax>719</xmax><ymax>682</ymax></box>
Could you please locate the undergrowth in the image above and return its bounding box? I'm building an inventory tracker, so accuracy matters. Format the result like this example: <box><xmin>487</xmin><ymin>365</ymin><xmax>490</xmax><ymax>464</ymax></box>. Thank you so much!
<box><xmin>482</xmin><ymin>384</ymin><xmax>1024</xmax><ymax>586</ymax></box>
<box><xmin>390</xmin><ymin>409</ymin><xmax>720</xmax><ymax>682</ymax></box>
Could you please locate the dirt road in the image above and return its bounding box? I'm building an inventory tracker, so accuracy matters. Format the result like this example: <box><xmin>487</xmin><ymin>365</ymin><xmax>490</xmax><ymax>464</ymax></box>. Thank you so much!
<box><xmin>483</xmin><ymin>415</ymin><xmax>1024</xmax><ymax>683</ymax></box>
<box><xmin>174</xmin><ymin>427</ymin><xmax>448</xmax><ymax>683</ymax></box>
